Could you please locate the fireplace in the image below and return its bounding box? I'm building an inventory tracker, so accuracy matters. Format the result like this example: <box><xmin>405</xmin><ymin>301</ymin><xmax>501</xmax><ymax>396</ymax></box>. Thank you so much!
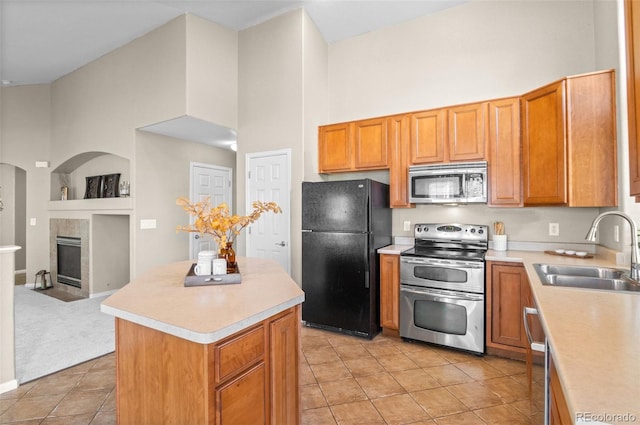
<box><xmin>56</xmin><ymin>236</ymin><xmax>81</xmax><ymax>288</ymax></box>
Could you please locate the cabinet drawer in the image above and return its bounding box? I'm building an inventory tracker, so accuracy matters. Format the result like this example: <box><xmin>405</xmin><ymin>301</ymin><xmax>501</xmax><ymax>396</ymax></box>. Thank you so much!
<box><xmin>214</xmin><ymin>324</ymin><xmax>265</xmax><ymax>384</ymax></box>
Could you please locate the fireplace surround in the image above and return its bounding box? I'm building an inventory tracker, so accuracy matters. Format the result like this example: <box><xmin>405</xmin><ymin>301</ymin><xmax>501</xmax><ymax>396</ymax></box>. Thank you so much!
<box><xmin>50</xmin><ymin>219</ymin><xmax>89</xmax><ymax>297</ymax></box>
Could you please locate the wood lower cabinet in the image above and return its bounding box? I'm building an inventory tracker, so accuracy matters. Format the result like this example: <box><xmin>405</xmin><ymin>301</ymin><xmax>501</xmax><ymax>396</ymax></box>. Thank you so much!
<box><xmin>486</xmin><ymin>262</ymin><xmax>543</xmax><ymax>359</ymax></box>
<box><xmin>379</xmin><ymin>254</ymin><xmax>400</xmax><ymax>331</ymax></box>
<box><xmin>522</xmin><ymin>70</ymin><xmax>617</xmax><ymax>207</ymax></box>
<box><xmin>115</xmin><ymin>305</ymin><xmax>300</xmax><ymax>425</ymax></box>
<box><xmin>549</xmin><ymin>354</ymin><xmax>572</xmax><ymax>425</ymax></box>
<box><xmin>488</xmin><ymin>97</ymin><xmax>522</xmax><ymax>207</ymax></box>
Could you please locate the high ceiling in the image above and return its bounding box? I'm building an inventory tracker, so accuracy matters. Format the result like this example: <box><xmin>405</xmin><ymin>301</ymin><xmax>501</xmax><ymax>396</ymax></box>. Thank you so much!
<box><xmin>0</xmin><ymin>0</ymin><xmax>466</xmax><ymax>87</ymax></box>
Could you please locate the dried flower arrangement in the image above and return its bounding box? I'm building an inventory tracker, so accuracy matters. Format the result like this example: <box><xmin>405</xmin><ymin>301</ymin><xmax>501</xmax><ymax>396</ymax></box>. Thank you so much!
<box><xmin>176</xmin><ymin>197</ymin><xmax>282</xmax><ymax>252</ymax></box>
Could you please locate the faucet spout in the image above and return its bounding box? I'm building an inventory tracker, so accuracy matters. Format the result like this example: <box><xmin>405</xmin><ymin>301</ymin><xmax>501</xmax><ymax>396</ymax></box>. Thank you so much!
<box><xmin>585</xmin><ymin>211</ymin><xmax>640</xmax><ymax>280</ymax></box>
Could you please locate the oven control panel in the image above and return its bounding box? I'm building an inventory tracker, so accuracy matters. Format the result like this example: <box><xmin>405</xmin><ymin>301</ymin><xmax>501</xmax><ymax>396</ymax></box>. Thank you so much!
<box><xmin>413</xmin><ymin>223</ymin><xmax>488</xmax><ymax>242</ymax></box>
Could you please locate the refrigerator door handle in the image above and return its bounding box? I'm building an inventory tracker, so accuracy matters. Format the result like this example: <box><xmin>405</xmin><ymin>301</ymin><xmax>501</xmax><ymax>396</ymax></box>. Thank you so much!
<box><xmin>364</xmin><ymin>249</ymin><xmax>370</xmax><ymax>289</ymax></box>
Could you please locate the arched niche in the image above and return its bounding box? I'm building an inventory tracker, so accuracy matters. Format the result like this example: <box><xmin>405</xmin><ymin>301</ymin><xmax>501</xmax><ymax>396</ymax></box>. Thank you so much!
<box><xmin>51</xmin><ymin>152</ymin><xmax>130</xmax><ymax>201</ymax></box>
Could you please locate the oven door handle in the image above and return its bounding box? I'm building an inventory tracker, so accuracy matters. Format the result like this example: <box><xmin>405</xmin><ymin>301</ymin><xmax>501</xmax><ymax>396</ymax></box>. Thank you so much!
<box><xmin>400</xmin><ymin>286</ymin><xmax>483</xmax><ymax>301</ymax></box>
<box><xmin>400</xmin><ymin>258</ymin><xmax>484</xmax><ymax>268</ymax></box>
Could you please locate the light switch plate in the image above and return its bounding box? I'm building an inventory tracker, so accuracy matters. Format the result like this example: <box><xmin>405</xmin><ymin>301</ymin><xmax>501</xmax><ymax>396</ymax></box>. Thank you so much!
<box><xmin>140</xmin><ymin>219</ymin><xmax>157</xmax><ymax>230</ymax></box>
<box><xmin>30</xmin><ymin>218</ymin><xmax>37</xmax><ymax>226</ymax></box>
<box><xmin>403</xmin><ymin>221</ymin><xmax>411</xmax><ymax>231</ymax></box>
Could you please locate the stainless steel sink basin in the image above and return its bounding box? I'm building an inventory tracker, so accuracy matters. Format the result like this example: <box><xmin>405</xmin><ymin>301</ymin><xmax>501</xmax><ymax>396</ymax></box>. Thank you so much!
<box><xmin>533</xmin><ymin>263</ymin><xmax>640</xmax><ymax>293</ymax></box>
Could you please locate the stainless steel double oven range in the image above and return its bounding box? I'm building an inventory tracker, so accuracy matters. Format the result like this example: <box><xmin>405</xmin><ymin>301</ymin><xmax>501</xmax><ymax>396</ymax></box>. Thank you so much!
<box><xmin>400</xmin><ymin>223</ymin><xmax>488</xmax><ymax>355</ymax></box>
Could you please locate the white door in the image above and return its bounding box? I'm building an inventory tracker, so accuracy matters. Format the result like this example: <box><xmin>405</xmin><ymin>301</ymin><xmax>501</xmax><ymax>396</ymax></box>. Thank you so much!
<box><xmin>190</xmin><ymin>163</ymin><xmax>232</xmax><ymax>260</ymax></box>
<box><xmin>246</xmin><ymin>150</ymin><xmax>291</xmax><ymax>274</ymax></box>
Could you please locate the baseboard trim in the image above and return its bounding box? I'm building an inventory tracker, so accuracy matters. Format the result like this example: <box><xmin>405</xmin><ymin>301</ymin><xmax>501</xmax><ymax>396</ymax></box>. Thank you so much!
<box><xmin>90</xmin><ymin>289</ymin><xmax>118</xmax><ymax>299</ymax></box>
<box><xmin>0</xmin><ymin>379</ymin><xmax>18</xmax><ymax>394</ymax></box>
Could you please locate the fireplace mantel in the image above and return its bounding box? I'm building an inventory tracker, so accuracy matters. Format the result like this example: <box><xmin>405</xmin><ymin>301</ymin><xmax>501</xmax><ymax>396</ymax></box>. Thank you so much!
<box><xmin>48</xmin><ymin>197</ymin><xmax>132</xmax><ymax>212</ymax></box>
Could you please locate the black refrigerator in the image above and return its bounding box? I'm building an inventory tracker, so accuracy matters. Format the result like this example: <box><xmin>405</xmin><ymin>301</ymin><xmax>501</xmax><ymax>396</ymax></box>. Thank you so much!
<box><xmin>301</xmin><ymin>179</ymin><xmax>392</xmax><ymax>339</ymax></box>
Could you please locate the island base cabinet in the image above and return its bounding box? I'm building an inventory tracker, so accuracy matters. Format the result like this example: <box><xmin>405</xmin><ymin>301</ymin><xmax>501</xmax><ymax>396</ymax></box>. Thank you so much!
<box><xmin>114</xmin><ymin>305</ymin><xmax>300</xmax><ymax>425</ymax></box>
<box><xmin>549</xmin><ymin>354</ymin><xmax>572</xmax><ymax>425</ymax></box>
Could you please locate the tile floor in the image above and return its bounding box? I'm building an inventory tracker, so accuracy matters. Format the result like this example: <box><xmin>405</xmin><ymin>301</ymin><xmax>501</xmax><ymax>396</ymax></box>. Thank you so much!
<box><xmin>0</xmin><ymin>326</ymin><xmax>545</xmax><ymax>425</ymax></box>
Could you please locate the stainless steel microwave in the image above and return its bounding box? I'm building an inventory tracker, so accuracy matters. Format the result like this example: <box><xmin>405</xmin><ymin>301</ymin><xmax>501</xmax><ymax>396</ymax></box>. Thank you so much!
<box><xmin>408</xmin><ymin>161</ymin><xmax>487</xmax><ymax>204</ymax></box>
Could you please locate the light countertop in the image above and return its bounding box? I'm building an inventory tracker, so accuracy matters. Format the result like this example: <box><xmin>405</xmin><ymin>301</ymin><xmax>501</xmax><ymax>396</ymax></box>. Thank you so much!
<box><xmin>101</xmin><ymin>257</ymin><xmax>304</xmax><ymax>345</ymax></box>
<box><xmin>379</xmin><ymin>245</ymin><xmax>640</xmax><ymax>423</ymax></box>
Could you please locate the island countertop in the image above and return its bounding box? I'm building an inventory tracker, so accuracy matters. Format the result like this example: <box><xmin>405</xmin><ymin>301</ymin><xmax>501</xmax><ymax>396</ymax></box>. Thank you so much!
<box><xmin>101</xmin><ymin>257</ymin><xmax>305</xmax><ymax>345</ymax></box>
<box><xmin>487</xmin><ymin>249</ymin><xmax>640</xmax><ymax>424</ymax></box>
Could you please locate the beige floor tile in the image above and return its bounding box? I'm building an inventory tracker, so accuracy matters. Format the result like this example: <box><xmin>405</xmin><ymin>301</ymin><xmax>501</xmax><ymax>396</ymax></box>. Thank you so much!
<box><xmin>330</xmin><ymin>400</ymin><xmax>385</xmax><ymax>425</ymax></box>
<box><xmin>90</xmin><ymin>354</ymin><xmax>116</xmax><ymax>372</ymax></box>
<box><xmin>423</xmin><ymin>364</ymin><xmax>474</xmax><ymax>386</ymax></box>
<box><xmin>304</xmin><ymin>345</ymin><xmax>342</xmax><ymax>365</ymax></box>
<box><xmin>0</xmin><ymin>398</ymin><xmax>18</xmax><ymax>415</ymax></box>
<box><xmin>434</xmin><ymin>348</ymin><xmax>479</xmax><ymax>365</ymax></box>
<box><xmin>365</xmin><ymin>342</ymin><xmax>402</xmax><ymax>358</ymax></box>
<box><xmin>301</xmin><ymin>362</ymin><xmax>318</xmax><ymax>385</ymax></box>
<box><xmin>100</xmin><ymin>389</ymin><xmax>116</xmax><ymax>412</ymax></box>
<box><xmin>445</xmin><ymin>381</ymin><xmax>503</xmax><ymax>410</ymax></box>
<box><xmin>376</xmin><ymin>352</ymin><xmax>420</xmax><ymax>373</ymax></box>
<box><xmin>41</xmin><ymin>413</ymin><xmax>95</xmax><ymax>425</ymax></box>
<box><xmin>432</xmin><ymin>410</ymin><xmax>486</xmax><ymax>425</ymax></box>
<box><xmin>58</xmin><ymin>360</ymin><xmax>97</xmax><ymax>376</ymax></box>
<box><xmin>302</xmin><ymin>331</ymin><xmax>333</xmax><ymax>350</ymax></box>
<box><xmin>0</xmin><ymin>382</ymin><xmax>36</xmax><ymax>400</ymax></box>
<box><xmin>0</xmin><ymin>393</ymin><xmax>66</xmax><ymax>422</ymax></box>
<box><xmin>411</xmin><ymin>387</ymin><xmax>468</xmax><ymax>418</ymax></box>
<box><xmin>25</xmin><ymin>373</ymin><xmax>82</xmax><ymax>397</ymax></box>
<box><xmin>310</xmin><ymin>361</ymin><xmax>353</xmax><ymax>383</ymax></box>
<box><xmin>473</xmin><ymin>403</ymin><xmax>531</xmax><ymax>424</ymax></box>
<box><xmin>482</xmin><ymin>376</ymin><xmax>529</xmax><ymax>403</ymax></box>
<box><xmin>355</xmin><ymin>372</ymin><xmax>405</xmax><ymax>399</ymax></box>
<box><xmin>302</xmin><ymin>406</ymin><xmax>338</xmax><ymax>425</ymax></box>
<box><xmin>404</xmin><ymin>349</ymin><xmax>450</xmax><ymax>368</ymax></box>
<box><xmin>301</xmin><ymin>384</ymin><xmax>328</xmax><ymax>411</ymax></box>
<box><xmin>319</xmin><ymin>378</ymin><xmax>368</xmax><ymax>406</ymax></box>
<box><xmin>326</xmin><ymin>333</ymin><xmax>367</xmax><ymax>347</ymax></box>
<box><xmin>391</xmin><ymin>369</ymin><xmax>441</xmax><ymax>392</ymax></box>
<box><xmin>509</xmin><ymin>399</ymin><xmax>542</xmax><ymax>417</ymax></box>
<box><xmin>482</xmin><ymin>355</ymin><xmax>527</xmax><ymax>376</ymax></box>
<box><xmin>454</xmin><ymin>359</ymin><xmax>504</xmax><ymax>381</ymax></box>
<box><xmin>75</xmin><ymin>370</ymin><xmax>116</xmax><ymax>391</ymax></box>
<box><xmin>89</xmin><ymin>409</ymin><xmax>117</xmax><ymax>425</ymax></box>
<box><xmin>333</xmin><ymin>343</ymin><xmax>370</xmax><ymax>359</ymax></box>
<box><xmin>342</xmin><ymin>356</ymin><xmax>385</xmax><ymax>377</ymax></box>
<box><xmin>530</xmin><ymin>411</ymin><xmax>546</xmax><ymax>425</ymax></box>
<box><xmin>50</xmin><ymin>389</ymin><xmax>110</xmax><ymax>417</ymax></box>
<box><xmin>371</xmin><ymin>393</ymin><xmax>431</xmax><ymax>425</ymax></box>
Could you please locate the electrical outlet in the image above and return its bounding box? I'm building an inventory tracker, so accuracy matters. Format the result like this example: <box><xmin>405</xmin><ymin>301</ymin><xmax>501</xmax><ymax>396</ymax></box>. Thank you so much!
<box><xmin>549</xmin><ymin>223</ymin><xmax>560</xmax><ymax>236</ymax></box>
<box><xmin>30</xmin><ymin>218</ymin><xmax>37</xmax><ymax>226</ymax></box>
<box><xmin>403</xmin><ymin>220</ymin><xmax>411</xmax><ymax>231</ymax></box>
<box><xmin>614</xmin><ymin>225</ymin><xmax>620</xmax><ymax>242</ymax></box>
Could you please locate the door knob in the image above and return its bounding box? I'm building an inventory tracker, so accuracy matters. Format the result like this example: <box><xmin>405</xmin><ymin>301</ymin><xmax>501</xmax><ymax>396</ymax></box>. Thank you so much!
<box><xmin>194</xmin><ymin>234</ymin><xmax>200</xmax><ymax>240</ymax></box>
<box><xmin>275</xmin><ymin>241</ymin><xmax>286</xmax><ymax>247</ymax></box>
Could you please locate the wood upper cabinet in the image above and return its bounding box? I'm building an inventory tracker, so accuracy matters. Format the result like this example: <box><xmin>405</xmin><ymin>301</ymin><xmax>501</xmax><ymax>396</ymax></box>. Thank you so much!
<box><xmin>625</xmin><ymin>0</ymin><xmax>640</xmax><ymax>197</ymax></box>
<box><xmin>522</xmin><ymin>70</ymin><xmax>617</xmax><ymax>207</ymax></box>
<box><xmin>318</xmin><ymin>122</ymin><xmax>353</xmax><ymax>172</ymax></box>
<box><xmin>388</xmin><ymin>114</ymin><xmax>412</xmax><ymax>208</ymax></box>
<box><xmin>410</xmin><ymin>108</ymin><xmax>447</xmax><ymax>164</ymax></box>
<box><xmin>486</xmin><ymin>261</ymin><xmax>543</xmax><ymax>358</ymax></box>
<box><xmin>318</xmin><ymin>118</ymin><xmax>389</xmax><ymax>173</ymax></box>
<box><xmin>488</xmin><ymin>97</ymin><xmax>522</xmax><ymax>207</ymax></box>
<box><xmin>448</xmin><ymin>102</ymin><xmax>487</xmax><ymax>161</ymax></box>
<box><xmin>521</xmin><ymin>80</ymin><xmax>567</xmax><ymax>206</ymax></box>
<box><xmin>380</xmin><ymin>254</ymin><xmax>400</xmax><ymax>331</ymax></box>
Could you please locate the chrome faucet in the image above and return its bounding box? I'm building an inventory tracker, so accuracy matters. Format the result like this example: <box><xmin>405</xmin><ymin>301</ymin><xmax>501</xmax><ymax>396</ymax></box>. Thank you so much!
<box><xmin>585</xmin><ymin>211</ymin><xmax>640</xmax><ymax>281</ymax></box>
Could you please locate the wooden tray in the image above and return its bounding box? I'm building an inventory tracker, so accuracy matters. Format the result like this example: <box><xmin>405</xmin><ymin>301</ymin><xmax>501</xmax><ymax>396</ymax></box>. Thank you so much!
<box><xmin>184</xmin><ymin>263</ymin><xmax>241</xmax><ymax>287</ymax></box>
<box><xmin>544</xmin><ymin>250</ymin><xmax>594</xmax><ymax>259</ymax></box>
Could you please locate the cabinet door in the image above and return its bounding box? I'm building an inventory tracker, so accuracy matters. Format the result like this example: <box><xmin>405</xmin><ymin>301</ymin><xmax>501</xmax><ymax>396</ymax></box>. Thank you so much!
<box><xmin>448</xmin><ymin>102</ymin><xmax>487</xmax><ymax>161</ymax></box>
<box><xmin>488</xmin><ymin>98</ymin><xmax>522</xmax><ymax>207</ymax></box>
<box><xmin>318</xmin><ymin>123</ymin><xmax>353</xmax><ymax>172</ymax></box>
<box><xmin>380</xmin><ymin>254</ymin><xmax>400</xmax><ymax>330</ymax></box>
<box><xmin>410</xmin><ymin>109</ymin><xmax>447</xmax><ymax>164</ymax></box>
<box><xmin>216</xmin><ymin>363</ymin><xmax>267</xmax><ymax>425</ymax></box>
<box><xmin>549</xmin><ymin>355</ymin><xmax>572</xmax><ymax>425</ymax></box>
<box><xmin>625</xmin><ymin>0</ymin><xmax>640</xmax><ymax>197</ymax></box>
<box><xmin>388</xmin><ymin>115</ymin><xmax>412</xmax><ymax>208</ymax></box>
<box><xmin>566</xmin><ymin>71</ymin><xmax>617</xmax><ymax>207</ymax></box>
<box><xmin>354</xmin><ymin>117</ymin><xmax>389</xmax><ymax>170</ymax></box>
<box><xmin>521</xmin><ymin>81</ymin><xmax>567</xmax><ymax>205</ymax></box>
<box><xmin>489</xmin><ymin>263</ymin><xmax>529</xmax><ymax>349</ymax></box>
<box><xmin>270</xmin><ymin>307</ymin><xmax>300</xmax><ymax>425</ymax></box>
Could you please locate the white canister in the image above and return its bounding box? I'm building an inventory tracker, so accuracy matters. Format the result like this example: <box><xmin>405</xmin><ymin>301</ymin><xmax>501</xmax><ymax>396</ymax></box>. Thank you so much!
<box><xmin>198</xmin><ymin>250</ymin><xmax>216</xmax><ymax>262</ymax></box>
<box><xmin>213</xmin><ymin>258</ymin><xmax>227</xmax><ymax>275</ymax></box>
<box><xmin>194</xmin><ymin>261</ymin><xmax>212</xmax><ymax>276</ymax></box>
<box><xmin>493</xmin><ymin>234</ymin><xmax>508</xmax><ymax>251</ymax></box>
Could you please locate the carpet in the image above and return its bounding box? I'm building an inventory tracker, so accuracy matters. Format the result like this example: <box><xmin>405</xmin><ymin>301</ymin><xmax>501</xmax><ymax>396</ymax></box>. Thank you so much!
<box><xmin>14</xmin><ymin>285</ymin><xmax>115</xmax><ymax>383</ymax></box>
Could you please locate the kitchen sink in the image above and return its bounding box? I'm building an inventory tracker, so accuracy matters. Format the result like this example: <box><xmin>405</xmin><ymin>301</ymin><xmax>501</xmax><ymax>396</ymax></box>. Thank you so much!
<box><xmin>533</xmin><ymin>263</ymin><xmax>640</xmax><ymax>293</ymax></box>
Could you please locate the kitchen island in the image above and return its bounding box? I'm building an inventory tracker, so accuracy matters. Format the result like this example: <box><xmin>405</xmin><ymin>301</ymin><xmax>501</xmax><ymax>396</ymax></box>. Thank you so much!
<box><xmin>486</xmin><ymin>249</ymin><xmax>640</xmax><ymax>424</ymax></box>
<box><xmin>101</xmin><ymin>257</ymin><xmax>305</xmax><ymax>425</ymax></box>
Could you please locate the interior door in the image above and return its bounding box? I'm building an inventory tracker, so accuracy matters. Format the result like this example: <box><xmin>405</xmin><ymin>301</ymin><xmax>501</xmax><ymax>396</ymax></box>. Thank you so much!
<box><xmin>189</xmin><ymin>163</ymin><xmax>232</xmax><ymax>260</ymax></box>
<box><xmin>246</xmin><ymin>150</ymin><xmax>291</xmax><ymax>274</ymax></box>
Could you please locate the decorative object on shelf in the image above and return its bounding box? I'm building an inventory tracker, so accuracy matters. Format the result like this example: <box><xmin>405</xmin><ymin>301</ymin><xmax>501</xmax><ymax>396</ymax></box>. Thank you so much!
<box><xmin>176</xmin><ymin>197</ymin><xmax>282</xmax><ymax>272</ymax></box>
<box><xmin>119</xmin><ymin>180</ymin><xmax>130</xmax><ymax>197</ymax></box>
<box><xmin>84</xmin><ymin>175</ymin><xmax>103</xmax><ymax>199</ymax></box>
<box><xmin>83</xmin><ymin>173</ymin><xmax>122</xmax><ymax>199</ymax></box>
<box><xmin>61</xmin><ymin>186</ymin><xmax>68</xmax><ymax>200</ymax></box>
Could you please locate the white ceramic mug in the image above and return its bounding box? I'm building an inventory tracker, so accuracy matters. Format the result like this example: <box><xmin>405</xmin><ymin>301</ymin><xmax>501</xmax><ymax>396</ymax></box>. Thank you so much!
<box><xmin>213</xmin><ymin>259</ymin><xmax>227</xmax><ymax>275</ymax></box>
<box><xmin>194</xmin><ymin>261</ymin><xmax>212</xmax><ymax>276</ymax></box>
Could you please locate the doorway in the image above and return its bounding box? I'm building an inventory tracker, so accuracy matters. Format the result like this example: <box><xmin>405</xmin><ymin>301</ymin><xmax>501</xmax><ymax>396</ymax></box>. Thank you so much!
<box><xmin>0</xmin><ymin>163</ymin><xmax>27</xmax><ymax>274</ymax></box>
<box><xmin>189</xmin><ymin>162</ymin><xmax>233</xmax><ymax>260</ymax></box>
<box><xmin>245</xmin><ymin>149</ymin><xmax>291</xmax><ymax>274</ymax></box>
